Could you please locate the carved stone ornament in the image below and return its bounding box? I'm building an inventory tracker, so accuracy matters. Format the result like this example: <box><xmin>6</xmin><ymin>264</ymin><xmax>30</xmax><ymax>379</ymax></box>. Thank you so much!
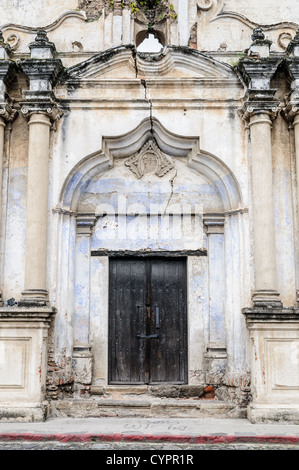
<box><xmin>0</xmin><ymin>103</ymin><xmax>17</xmax><ymax>122</ymax></box>
<box><xmin>251</xmin><ymin>27</ymin><xmax>265</xmax><ymax>42</ymax></box>
<box><xmin>6</xmin><ymin>33</ymin><xmax>20</xmax><ymax>51</ymax></box>
<box><xmin>197</xmin><ymin>0</ymin><xmax>213</xmax><ymax>11</ymax></box>
<box><xmin>125</xmin><ymin>139</ymin><xmax>175</xmax><ymax>179</ymax></box>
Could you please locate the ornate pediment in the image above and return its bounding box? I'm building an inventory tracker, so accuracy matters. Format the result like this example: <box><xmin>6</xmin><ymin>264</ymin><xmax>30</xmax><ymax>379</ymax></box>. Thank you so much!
<box><xmin>125</xmin><ymin>139</ymin><xmax>174</xmax><ymax>179</ymax></box>
<box><xmin>66</xmin><ymin>45</ymin><xmax>237</xmax><ymax>80</ymax></box>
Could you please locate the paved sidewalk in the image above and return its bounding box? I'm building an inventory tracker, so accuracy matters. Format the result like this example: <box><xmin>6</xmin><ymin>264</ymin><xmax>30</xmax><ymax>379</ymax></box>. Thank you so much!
<box><xmin>1</xmin><ymin>417</ymin><xmax>299</xmax><ymax>445</ymax></box>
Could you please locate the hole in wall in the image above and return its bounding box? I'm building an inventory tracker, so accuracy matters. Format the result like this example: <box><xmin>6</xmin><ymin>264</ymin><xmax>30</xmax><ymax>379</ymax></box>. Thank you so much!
<box><xmin>136</xmin><ymin>32</ymin><xmax>164</xmax><ymax>52</ymax></box>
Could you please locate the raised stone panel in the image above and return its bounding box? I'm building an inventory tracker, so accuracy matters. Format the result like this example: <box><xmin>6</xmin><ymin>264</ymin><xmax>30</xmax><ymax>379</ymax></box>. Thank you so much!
<box><xmin>0</xmin><ymin>338</ymin><xmax>30</xmax><ymax>389</ymax></box>
<box><xmin>0</xmin><ymin>309</ymin><xmax>54</xmax><ymax>421</ymax></box>
<box><xmin>268</xmin><ymin>340</ymin><xmax>299</xmax><ymax>391</ymax></box>
<box><xmin>247</xmin><ymin>322</ymin><xmax>299</xmax><ymax>408</ymax></box>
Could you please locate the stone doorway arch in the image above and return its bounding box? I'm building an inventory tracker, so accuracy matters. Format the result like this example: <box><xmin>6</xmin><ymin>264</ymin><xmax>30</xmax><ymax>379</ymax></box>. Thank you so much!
<box><xmin>56</xmin><ymin>117</ymin><xmax>246</xmax><ymax>395</ymax></box>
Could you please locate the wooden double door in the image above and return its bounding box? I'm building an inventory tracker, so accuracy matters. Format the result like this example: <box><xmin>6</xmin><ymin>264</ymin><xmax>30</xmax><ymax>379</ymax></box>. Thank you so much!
<box><xmin>108</xmin><ymin>257</ymin><xmax>188</xmax><ymax>385</ymax></box>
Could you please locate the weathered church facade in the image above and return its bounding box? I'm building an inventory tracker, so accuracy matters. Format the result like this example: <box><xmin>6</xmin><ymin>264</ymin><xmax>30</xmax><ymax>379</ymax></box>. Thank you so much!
<box><xmin>1</xmin><ymin>0</ymin><xmax>299</xmax><ymax>423</ymax></box>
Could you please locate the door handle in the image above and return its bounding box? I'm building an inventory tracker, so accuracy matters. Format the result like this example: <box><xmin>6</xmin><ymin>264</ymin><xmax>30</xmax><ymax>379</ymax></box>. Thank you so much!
<box><xmin>136</xmin><ymin>334</ymin><xmax>159</xmax><ymax>339</ymax></box>
<box><xmin>155</xmin><ymin>306</ymin><xmax>160</xmax><ymax>329</ymax></box>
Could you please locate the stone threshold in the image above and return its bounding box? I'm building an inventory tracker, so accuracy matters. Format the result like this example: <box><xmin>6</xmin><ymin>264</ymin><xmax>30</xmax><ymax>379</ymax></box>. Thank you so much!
<box><xmin>91</xmin><ymin>384</ymin><xmax>209</xmax><ymax>399</ymax></box>
<box><xmin>50</xmin><ymin>398</ymin><xmax>244</xmax><ymax>419</ymax></box>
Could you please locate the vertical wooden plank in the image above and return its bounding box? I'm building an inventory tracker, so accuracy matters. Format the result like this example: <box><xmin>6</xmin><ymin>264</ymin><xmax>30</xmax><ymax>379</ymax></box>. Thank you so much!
<box><xmin>108</xmin><ymin>258</ymin><xmax>147</xmax><ymax>384</ymax></box>
<box><xmin>150</xmin><ymin>257</ymin><xmax>187</xmax><ymax>384</ymax></box>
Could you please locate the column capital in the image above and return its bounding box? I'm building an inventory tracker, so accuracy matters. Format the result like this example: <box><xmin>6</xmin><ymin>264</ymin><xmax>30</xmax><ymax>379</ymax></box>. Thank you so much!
<box><xmin>20</xmin><ymin>100</ymin><xmax>63</xmax><ymax>124</ymax></box>
<box><xmin>282</xmin><ymin>100</ymin><xmax>299</xmax><ymax>123</ymax></box>
<box><xmin>76</xmin><ymin>214</ymin><xmax>97</xmax><ymax>236</ymax></box>
<box><xmin>238</xmin><ymin>95</ymin><xmax>280</xmax><ymax>122</ymax></box>
<box><xmin>203</xmin><ymin>215</ymin><xmax>224</xmax><ymax>234</ymax></box>
<box><xmin>0</xmin><ymin>102</ymin><xmax>17</xmax><ymax>123</ymax></box>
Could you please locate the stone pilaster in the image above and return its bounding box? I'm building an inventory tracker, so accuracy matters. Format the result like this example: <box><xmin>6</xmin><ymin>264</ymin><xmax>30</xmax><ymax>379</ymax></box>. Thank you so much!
<box><xmin>18</xmin><ymin>31</ymin><xmax>63</xmax><ymax>306</ymax></box>
<box><xmin>72</xmin><ymin>215</ymin><xmax>96</xmax><ymax>397</ymax></box>
<box><xmin>204</xmin><ymin>216</ymin><xmax>227</xmax><ymax>385</ymax></box>
<box><xmin>0</xmin><ymin>38</ymin><xmax>18</xmax><ymax>305</ymax></box>
<box><xmin>283</xmin><ymin>30</ymin><xmax>299</xmax><ymax>303</ymax></box>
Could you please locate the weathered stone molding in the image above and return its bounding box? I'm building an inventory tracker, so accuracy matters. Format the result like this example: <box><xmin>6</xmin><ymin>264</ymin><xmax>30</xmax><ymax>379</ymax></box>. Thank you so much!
<box><xmin>76</xmin><ymin>215</ymin><xmax>97</xmax><ymax>236</ymax></box>
<box><xmin>211</xmin><ymin>10</ymin><xmax>297</xmax><ymax>53</ymax></box>
<box><xmin>243</xmin><ymin>306</ymin><xmax>299</xmax><ymax>321</ymax></box>
<box><xmin>203</xmin><ymin>215</ymin><xmax>224</xmax><ymax>234</ymax></box>
<box><xmin>0</xmin><ymin>11</ymin><xmax>87</xmax><ymax>36</ymax></box>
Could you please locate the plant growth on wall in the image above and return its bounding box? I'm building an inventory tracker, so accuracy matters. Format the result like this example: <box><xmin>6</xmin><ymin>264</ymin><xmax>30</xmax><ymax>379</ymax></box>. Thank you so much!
<box><xmin>78</xmin><ymin>0</ymin><xmax>177</xmax><ymax>21</ymax></box>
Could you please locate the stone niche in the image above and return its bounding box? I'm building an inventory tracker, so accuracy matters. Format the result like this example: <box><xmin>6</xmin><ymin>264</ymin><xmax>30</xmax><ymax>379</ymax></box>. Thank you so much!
<box><xmin>0</xmin><ymin>307</ymin><xmax>55</xmax><ymax>422</ymax></box>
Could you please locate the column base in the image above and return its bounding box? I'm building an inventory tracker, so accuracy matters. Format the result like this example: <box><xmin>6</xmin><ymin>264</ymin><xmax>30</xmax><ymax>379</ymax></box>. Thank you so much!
<box><xmin>204</xmin><ymin>343</ymin><xmax>227</xmax><ymax>385</ymax></box>
<box><xmin>19</xmin><ymin>289</ymin><xmax>49</xmax><ymax>307</ymax></box>
<box><xmin>72</xmin><ymin>346</ymin><xmax>93</xmax><ymax>397</ymax></box>
<box><xmin>252</xmin><ymin>289</ymin><xmax>282</xmax><ymax>308</ymax></box>
<box><xmin>248</xmin><ymin>404</ymin><xmax>299</xmax><ymax>424</ymax></box>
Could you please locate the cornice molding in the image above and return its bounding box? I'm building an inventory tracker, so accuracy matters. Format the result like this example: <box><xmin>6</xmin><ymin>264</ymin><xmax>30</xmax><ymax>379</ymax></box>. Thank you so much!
<box><xmin>66</xmin><ymin>45</ymin><xmax>238</xmax><ymax>81</ymax></box>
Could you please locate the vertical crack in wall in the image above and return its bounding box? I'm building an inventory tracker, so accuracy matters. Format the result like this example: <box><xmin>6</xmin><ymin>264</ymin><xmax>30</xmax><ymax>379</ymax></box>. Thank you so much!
<box><xmin>132</xmin><ymin>47</ymin><xmax>138</xmax><ymax>79</ymax></box>
<box><xmin>132</xmin><ymin>49</ymin><xmax>153</xmax><ymax>133</ymax></box>
<box><xmin>141</xmin><ymin>78</ymin><xmax>154</xmax><ymax>133</ymax></box>
<box><xmin>164</xmin><ymin>169</ymin><xmax>178</xmax><ymax>215</ymax></box>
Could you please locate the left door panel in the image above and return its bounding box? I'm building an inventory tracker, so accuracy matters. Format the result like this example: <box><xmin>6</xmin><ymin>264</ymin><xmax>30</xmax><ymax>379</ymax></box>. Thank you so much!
<box><xmin>109</xmin><ymin>258</ymin><xmax>147</xmax><ymax>384</ymax></box>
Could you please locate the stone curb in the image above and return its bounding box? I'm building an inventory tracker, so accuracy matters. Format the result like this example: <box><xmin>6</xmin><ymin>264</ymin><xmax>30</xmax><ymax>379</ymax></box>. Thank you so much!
<box><xmin>1</xmin><ymin>433</ymin><xmax>299</xmax><ymax>444</ymax></box>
